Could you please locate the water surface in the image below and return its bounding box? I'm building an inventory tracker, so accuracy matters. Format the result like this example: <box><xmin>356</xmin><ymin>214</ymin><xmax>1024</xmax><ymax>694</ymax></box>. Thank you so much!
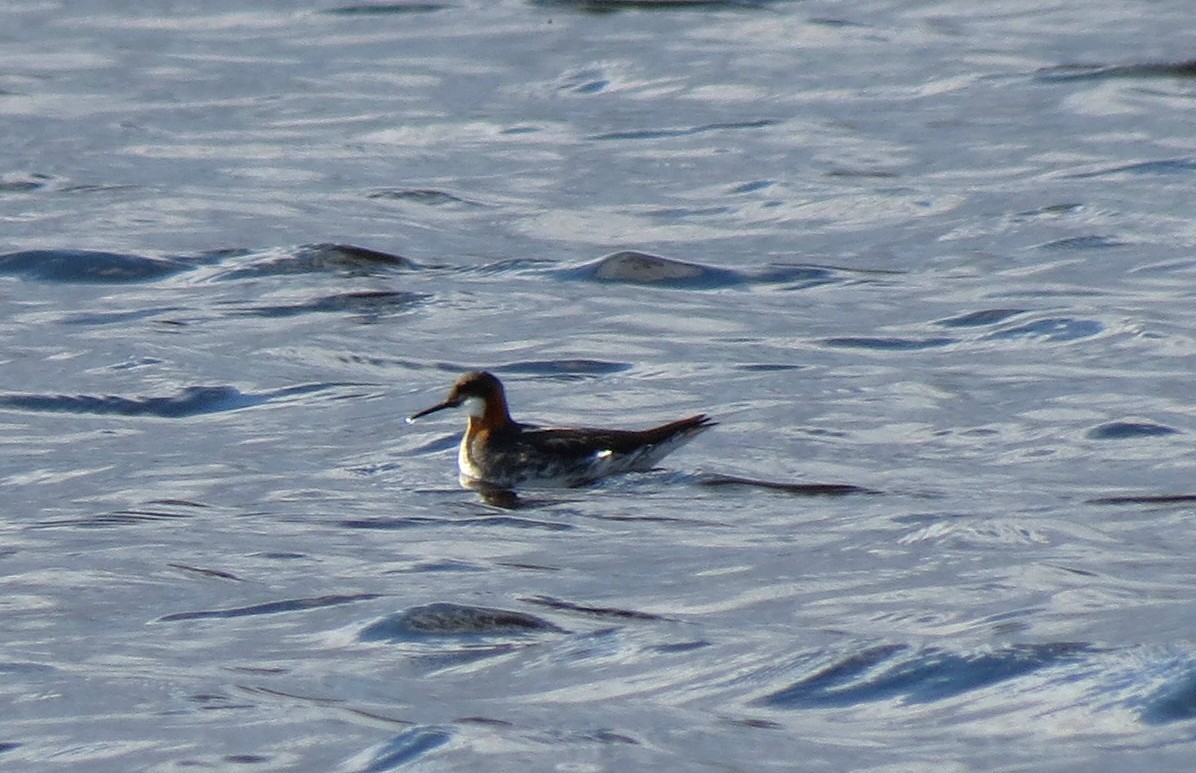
<box><xmin>2</xmin><ymin>1</ymin><xmax>1196</xmax><ymax>770</ymax></box>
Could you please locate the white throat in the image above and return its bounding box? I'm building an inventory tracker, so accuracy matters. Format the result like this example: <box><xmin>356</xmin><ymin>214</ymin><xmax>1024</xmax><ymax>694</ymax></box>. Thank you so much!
<box><xmin>463</xmin><ymin>395</ymin><xmax>486</xmax><ymax>418</ymax></box>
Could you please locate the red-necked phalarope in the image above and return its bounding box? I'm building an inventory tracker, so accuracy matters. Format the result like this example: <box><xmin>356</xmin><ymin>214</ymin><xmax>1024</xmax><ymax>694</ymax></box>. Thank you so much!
<box><xmin>408</xmin><ymin>371</ymin><xmax>716</xmax><ymax>490</ymax></box>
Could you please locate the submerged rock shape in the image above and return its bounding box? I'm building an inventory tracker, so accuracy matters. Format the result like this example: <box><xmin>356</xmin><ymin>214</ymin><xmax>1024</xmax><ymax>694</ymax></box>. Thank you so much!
<box><xmin>358</xmin><ymin>602</ymin><xmax>565</xmax><ymax>642</ymax></box>
<box><xmin>560</xmin><ymin>250</ymin><xmax>744</xmax><ymax>288</ymax></box>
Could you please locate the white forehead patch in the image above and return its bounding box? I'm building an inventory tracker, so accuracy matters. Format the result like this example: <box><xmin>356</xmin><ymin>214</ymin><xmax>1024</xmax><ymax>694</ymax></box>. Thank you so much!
<box><xmin>463</xmin><ymin>395</ymin><xmax>486</xmax><ymax>418</ymax></box>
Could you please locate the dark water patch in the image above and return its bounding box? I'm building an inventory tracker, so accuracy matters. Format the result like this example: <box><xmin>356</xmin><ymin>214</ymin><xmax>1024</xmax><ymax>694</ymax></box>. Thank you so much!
<box><xmin>587</xmin><ymin>118</ymin><xmax>778</xmax><ymax>141</ymax></box>
<box><xmin>1034</xmin><ymin>235</ymin><xmax>1126</xmax><ymax>250</ymax></box>
<box><xmin>474</xmin><ymin>487</ymin><xmax>583</xmax><ymax>512</ymax></box>
<box><xmin>0</xmin><ymin>742</ymin><xmax>18</xmax><ymax>754</ymax></box>
<box><xmin>357</xmin><ymin>728</ymin><xmax>453</xmax><ymax>772</ymax></box>
<box><xmin>157</xmin><ymin>593</ymin><xmax>381</xmax><ymax>623</ymax></box>
<box><xmin>456</xmin><ymin>716</ymin><xmax>514</xmax><ymax>727</ymax></box>
<box><xmin>230</xmin><ymin>290</ymin><xmax>427</xmax><ymax>321</ymax></box>
<box><xmin>537</xmin><ymin>0</ymin><xmax>776</xmax><ymax>13</ymax></box>
<box><xmin>35</xmin><ymin>508</ymin><xmax>194</xmax><ymax>529</ymax></box>
<box><xmin>0</xmin><ymin>383</ymin><xmax>341</xmax><ymax>419</ymax></box>
<box><xmin>59</xmin><ymin>183</ymin><xmax>144</xmax><ymax>195</ymax></box>
<box><xmin>0</xmin><ymin>249</ymin><xmax>193</xmax><ymax>283</ymax></box>
<box><xmin>1140</xmin><ymin>669</ymin><xmax>1196</xmax><ymax>725</ymax></box>
<box><xmin>358</xmin><ymin>602</ymin><xmax>565</xmax><ymax>642</ymax></box>
<box><xmin>752</xmin><ymin>263</ymin><xmax>854</xmax><ymax>289</ymax></box>
<box><xmin>579</xmin><ymin>729</ymin><xmax>639</xmax><ymax>745</ymax></box>
<box><xmin>498</xmin><ymin>359</ymin><xmax>632</xmax><ymax>379</ymax></box>
<box><xmin>148</xmin><ymin>498</ymin><xmax>210</xmax><ymax>508</ymax></box>
<box><xmin>324</xmin><ymin>3</ymin><xmax>450</xmax><ymax>15</ymax></box>
<box><xmin>557</xmin><ymin>68</ymin><xmax>611</xmax><ymax>94</ymax></box>
<box><xmin>734</xmin><ymin>363</ymin><xmax>805</xmax><ymax>372</ymax></box>
<box><xmin>496</xmin><ymin>561</ymin><xmax>561</xmax><ymax>572</ymax></box>
<box><xmin>1013</xmin><ymin>202</ymin><xmax>1084</xmax><ymax>220</ymax></box>
<box><xmin>367</xmin><ymin>188</ymin><xmax>482</xmax><ymax>206</ymax></box>
<box><xmin>651</xmin><ymin>640</ymin><xmax>711</xmax><ymax>653</ymax></box>
<box><xmin>818</xmin><ymin>336</ymin><xmax>956</xmax><ymax>351</ymax></box>
<box><xmin>168</xmin><ymin>563</ymin><xmax>245</xmax><ymax>582</ymax></box>
<box><xmin>215</xmin><ymin>243</ymin><xmax>417</xmax><ymax>280</ymax></box>
<box><xmin>935</xmin><ymin>309</ymin><xmax>1026</xmax><ymax>328</ymax></box>
<box><xmin>452</xmin><ymin>514</ymin><xmax>574</xmax><ymax>533</ymax></box>
<box><xmin>647</xmin><ymin>205</ymin><xmax>732</xmax><ymax>219</ymax></box>
<box><xmin>461</xmin><ymin>257</ymin><xmax>556</xmax><ymax>276</ymax></box>
<box><xmin>500</xmin><ymin>125</ymin><xmax>540</xmax><ymax>136</ymax></box>
<box><xmin>189</xmin><ymin>691</ymin><xmax>256</xmax><ymax>712</ymax></box>
<box><xmin>1089</xmin><ymin>494</ymin><xmax>1196</xmax><ymax>506</ymax></box>
<box><xmin>0</xmin><ymin>172</ymin><xmax>51</xmax><ymax>193</ymax></box>
<box><xmin>983</xmin><ymin>317</ymin><xmax>1103</xmax><ymax>343</ymax></box>
<box><xmin>724</xmin><ymin>716</ymin><xmax>783</xmax><ymax>730</ymax></box>
<box><xmin>698</xmin><ymin>473</ymin><xmax>877</xmax><ymax>497</ymax></box>
<box><xmin>1064</xmin><ymin>158</ymin><xmax>1196</xmax><ymax>179</ymax></box>
<box><xmin>1037</xmin><ymin>60</ymin><xmax>1196</xmax><ymax>81</ymax></box>
<box><xmin>340</xmin><ymin>515</ymin><xmax>574</xmax><ymax>531</ymax></box>
<box><xmin>727</xmin><ymin>179</ymin><xmax>773</xmax><ymax>194</ymax></box>
<box><xmin>1087</xmin><ymin>421</ymin><xmax>1180</xmax><ymax>440</ymax></box>
<box><xmin>386</xmin><ymin>559</ymin><xmax>485</xmax><ymax>574</ymax></box>
<box><xmin>553</xmin><ymin>251</ymin><xmax>859</xmax><ymax>290</ymax></box>
<box><xmin>823</xmin><ymin>167</ymin><xmax>900</xmax><ymax>179</ymax></box>
<box><xmin>238</xmin><ymin>684</ymin><xmax>347</xmax><ymax>707</ymax></box>
<box><xmin>61</xmin><ymin>306</ymin><xmax>184</xmax><ymax>326</ymax></box>
<box><xmin>0</xmin><ymin>661</ymin><xmax>56</xmax><ymax>676</ymax></box>
<box><xmin>757</xmin><ymin>642</ymin><xmax>1090</xmax><ymax>708</ymax></box>
<box><xmin>521</xmin><ymin>594</ymin><xmax>666</xmax><ymax>621</ymax></box>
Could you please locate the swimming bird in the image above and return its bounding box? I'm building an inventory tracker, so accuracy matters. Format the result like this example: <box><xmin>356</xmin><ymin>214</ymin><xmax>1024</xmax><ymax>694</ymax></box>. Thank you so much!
<box><xmin>407</xmin><ymin>371</ymin><xmax>715</xmax><ymax>490</ymax></box>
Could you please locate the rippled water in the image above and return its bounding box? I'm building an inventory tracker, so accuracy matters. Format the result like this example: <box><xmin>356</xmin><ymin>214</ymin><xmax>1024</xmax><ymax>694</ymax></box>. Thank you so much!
<box><xmin>3</xmin><ymin>1</ymin><xmax>1196</xmax><ymax>770</ymax></box>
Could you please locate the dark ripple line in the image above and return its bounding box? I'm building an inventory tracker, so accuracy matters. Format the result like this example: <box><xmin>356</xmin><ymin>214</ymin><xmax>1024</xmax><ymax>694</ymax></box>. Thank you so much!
<box><xmin>757</xmin><ymin>642</ymin><xmax>1091</xmax><ymax>708</ymax></box>
<box><xmin>0</xmin><ymin>382</ymin><xmax>352</xmax><ymax>419</ymax></box>
<box><xmin>698</xmin><ymin>473</ymin><xmax>877</xmax><ymax>497</ymax></box>
<box><xmin>1063</xmin><ymin>158</ymin><xmax>1196</xmax><ymax>179</ymax></box>
<box><xmin>1089</xmin><ymin>494</ymin><xmax>1196</xmax><ymax>506</ymax></box>
<box><xmin>587</xmin><ymin>118</ymin><xmax>778</xmax><ymax>141</ymax></box>
<box><xmin>33</xmin><ymin>509</ymin><xmax>194</xmax><ymax>529</ymax></box>
<box><xmin>167</xmin><ymin>563</ymin><xmax>244</xmax><ymax>582</ymax></box>
<box><xmin>520</xmin><ymin>594</ymin><xmax>666</xmax><ymax>621</ymax></box>
<box><xmin>367</xmin><ymin>187</ymin><xmax>483</xmax><ymax>206</ymax></box>
<box><xmin>1037</xmin><ymin>60</ymin><xmax>1196</xmax><ymax>81</ymax></box>
<box><xmin>227</xmin><ymin>290</ymin><xmax>427</xmax><ymax>320</ymax></box>
<box><xmin>498</xmin><ymin>359</ymin><xmax>632</xmax><ymax>378</ymax></box>
<box><xmin>324</xmin><ymin>3</ymin><xmax>449</xmax><ymax>14</ymax></box>
<box><xmin>819</xmin><ymin>336</ymin><xmax>957</xmax><ymax>351</ymax></box>
<box><xmin>156</xmin><ymin>593</ymin><xmax>382</xmax><ymax>623</ymax></box>
<box><xmin>935</xmin><ymin>309</ymin><xmax>1026</xmax><ymax>328</ymax></box>
<box><xmin>1035</xmin><ymin>235</ymin><xmax>1126</xmax><ymax>250</ymax></box>
<box><xmin>537</xmin><ymin>0</ymin><xmax>775</xmax><ymax>11</ymax></box>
